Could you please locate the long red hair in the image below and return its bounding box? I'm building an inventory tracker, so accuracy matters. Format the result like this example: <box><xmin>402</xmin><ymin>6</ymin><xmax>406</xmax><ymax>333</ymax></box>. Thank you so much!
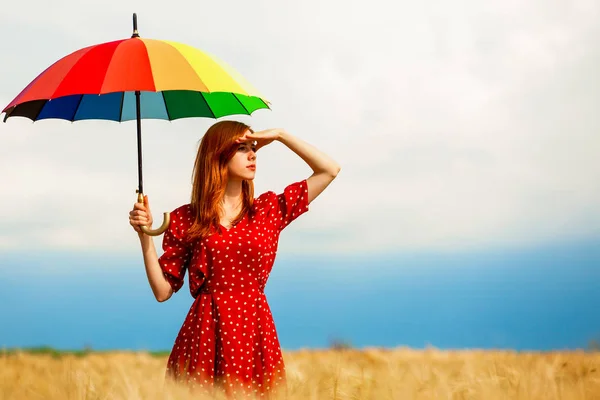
<box><xmin>186</xmin><ymin>120</ymin><xmax>255</xmax><ymax>241</ymax></box>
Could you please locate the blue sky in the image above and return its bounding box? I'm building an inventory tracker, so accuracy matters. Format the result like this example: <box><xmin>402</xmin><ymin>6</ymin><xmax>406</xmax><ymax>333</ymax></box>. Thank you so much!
<box><xmin>1</xmin><ymin>2</ymin><xmax>600</xmax><ymax>352</ymax></box>
<box><xmin>2</xmin><ymin>237</ymin><xmax>599</xmax><ymax>352</ymax></box>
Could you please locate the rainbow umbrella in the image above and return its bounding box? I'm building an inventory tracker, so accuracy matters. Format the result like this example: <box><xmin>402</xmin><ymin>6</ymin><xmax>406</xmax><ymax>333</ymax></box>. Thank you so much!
<box><xmin>1</xmin><ymin>13</ymin><xmax>270</xmax><ymax>236</ymax></box>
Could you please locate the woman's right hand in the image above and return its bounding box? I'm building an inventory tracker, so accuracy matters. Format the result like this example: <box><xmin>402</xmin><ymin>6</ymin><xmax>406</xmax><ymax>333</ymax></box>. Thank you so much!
<box><xmin>129</xmin><ymin>195</ymin><xmax>153</xmax><ymax>235</ymax></box>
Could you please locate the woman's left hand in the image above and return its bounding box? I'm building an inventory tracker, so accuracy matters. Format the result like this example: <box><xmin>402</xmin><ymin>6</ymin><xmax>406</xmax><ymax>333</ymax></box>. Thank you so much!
<box><xmin>235</xmin><ymin>128</ymin><xmax>285</xmax><ymax>152</ymax></box>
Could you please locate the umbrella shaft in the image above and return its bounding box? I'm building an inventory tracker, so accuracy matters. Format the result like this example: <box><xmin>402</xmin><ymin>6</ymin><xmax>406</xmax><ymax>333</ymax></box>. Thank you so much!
<box><xmin>135</xmin><ymin>90</ymin><xmax>143</xmax><ymax>194</ymax></box>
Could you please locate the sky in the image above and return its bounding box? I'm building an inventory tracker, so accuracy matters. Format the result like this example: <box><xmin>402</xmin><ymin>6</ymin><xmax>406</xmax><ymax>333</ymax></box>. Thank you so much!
<box><xmin>0</xmin><ymin>1</ymin><xmax>599</xmax><ymax>352</ymax></box>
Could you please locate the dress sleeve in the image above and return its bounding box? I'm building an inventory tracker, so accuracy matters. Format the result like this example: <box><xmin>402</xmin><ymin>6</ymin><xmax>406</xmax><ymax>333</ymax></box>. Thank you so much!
<box><xmin>275</xmin><ymin>179</ymin><xmax>310</xmax><ymax>232</ymax></box>
<box><xmin>158</xmin><ymin>209</ymin><xmax>191</xmax><ymax>293</ymax></box>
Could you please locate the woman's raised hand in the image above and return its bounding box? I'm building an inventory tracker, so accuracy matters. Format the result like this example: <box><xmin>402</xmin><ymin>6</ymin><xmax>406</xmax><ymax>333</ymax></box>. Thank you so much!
<box><xmin>235</xmin><ymin>128</ymin><xmax>285</xmax><ymax>152</ymax></box>
<box><xmin>129</xmin><ymin>195</ymin><xmax>154</xmax><ymax>235</ymax></box>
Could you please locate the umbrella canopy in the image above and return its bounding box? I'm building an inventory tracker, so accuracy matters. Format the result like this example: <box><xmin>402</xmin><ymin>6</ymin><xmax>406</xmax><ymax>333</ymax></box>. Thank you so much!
<box><xmin>2</xmin><ymin>14</ymin><xmax>269</xmax><ymax>236</ymax></box>
<box><xmin>2</xmin><ymin>37</ymin><xmax>269</xmax><ymax>122</ymax></box>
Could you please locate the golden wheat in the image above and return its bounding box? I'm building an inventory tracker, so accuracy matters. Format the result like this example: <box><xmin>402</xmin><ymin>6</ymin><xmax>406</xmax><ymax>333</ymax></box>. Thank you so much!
<box><xmin>1</xmin><ymin>348</ymin><xmax>599</xmax><ymax>400</ymax></box>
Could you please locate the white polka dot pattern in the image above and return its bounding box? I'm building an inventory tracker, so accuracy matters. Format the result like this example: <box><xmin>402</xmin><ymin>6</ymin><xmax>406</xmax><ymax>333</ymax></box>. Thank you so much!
<box><xmin>157</xmin><ymin>179</ymin><xmax>310</xmax><ymax>398</ymax></box>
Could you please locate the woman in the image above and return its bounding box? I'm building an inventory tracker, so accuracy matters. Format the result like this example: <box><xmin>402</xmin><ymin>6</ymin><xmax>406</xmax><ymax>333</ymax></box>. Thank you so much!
<box><xmin>128</xmin><ymin>120</ymin><xmax>341</xmax><ymax>398</ymax></box>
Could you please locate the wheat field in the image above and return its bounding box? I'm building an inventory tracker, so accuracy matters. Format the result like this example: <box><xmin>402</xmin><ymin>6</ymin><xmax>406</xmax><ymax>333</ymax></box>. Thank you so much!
<box><xmin>1</xmin><ymin>347</ymin><xmax>599</xmax><ymax>400</ymax></box>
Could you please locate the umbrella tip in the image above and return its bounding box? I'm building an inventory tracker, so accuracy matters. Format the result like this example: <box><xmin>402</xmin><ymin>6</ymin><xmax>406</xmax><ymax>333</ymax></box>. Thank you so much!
<box><xmin>132</xmin><ymin>13</ymin><xmax>140</xmax><ymax>38</ymax></box>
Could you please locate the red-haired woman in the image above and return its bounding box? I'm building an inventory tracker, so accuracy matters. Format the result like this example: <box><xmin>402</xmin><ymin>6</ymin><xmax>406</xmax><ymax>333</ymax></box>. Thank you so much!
<box><xmin>129</xmin><ymin>120</ymin><xmax>341</xmax><ymax>398</ymax></box>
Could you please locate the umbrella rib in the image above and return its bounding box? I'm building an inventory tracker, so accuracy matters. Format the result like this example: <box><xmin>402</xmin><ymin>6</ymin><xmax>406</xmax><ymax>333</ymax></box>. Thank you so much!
<box><xmin>199</xmin><ymin>92</ymin><xmax>216</xmax><ymax>119</ymax></box>
<box><xmin>70</xmin><ymin>95</ymin><xmax>85</xmax><ymax>122</ymax></box>
<box><xmin>32</xmin><ymin>101</ymin><xmax>46</xmax><ymax>122</ymax></box>
<box><xmin>118</xmin><ymin>92</ymin><xmax>125</xmax><ymax>122</ymax></box>
<box><xmin>232</xmin><ymin>94</ymin><xmax>250</xmax><ymax>115</ymax></box>
<box><xmin>2</xmin><ymin>108</ymin><xmax>12</xmax><ymax>122</ymax></box>
<box><xmin>161</xmin><ymin>91</ymin><xmax>172</xmax><ymax>120</ymax></box>
<box><xmin>97</xmin><ymin>45</ymin><xmax>122</xmax><ymax>95</ymax></box>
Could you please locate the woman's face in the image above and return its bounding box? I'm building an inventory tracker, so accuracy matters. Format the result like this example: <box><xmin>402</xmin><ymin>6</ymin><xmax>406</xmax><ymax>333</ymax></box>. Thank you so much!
<box><xmin>227</xmin><ymin>130</ymin><xmax>257</xmax><ymax>181</ymax></box>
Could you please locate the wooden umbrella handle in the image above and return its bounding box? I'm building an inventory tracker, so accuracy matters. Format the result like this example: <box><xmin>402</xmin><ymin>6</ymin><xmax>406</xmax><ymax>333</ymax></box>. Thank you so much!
<box><xmin>136</xmin><ymin>192</ymin><xmax>170</xmax><ymax>236</ymax></box>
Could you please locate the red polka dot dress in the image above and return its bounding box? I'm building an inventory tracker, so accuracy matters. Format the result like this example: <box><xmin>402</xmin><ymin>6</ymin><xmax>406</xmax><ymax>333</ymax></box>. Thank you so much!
<box><xmin>158</xmin><ymin>179</ymin><xmax>309</xmax><ymax>398</ymax></box>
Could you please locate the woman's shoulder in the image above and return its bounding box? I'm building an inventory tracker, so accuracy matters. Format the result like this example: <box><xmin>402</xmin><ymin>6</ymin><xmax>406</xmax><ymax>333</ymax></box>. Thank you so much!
<box><xmin>254</xmin><ymin>190</ymin><xmax>278</xmax><ymax>210</ymax></box>
<box><xmin>253</xmin><ymin>180</ymin><xmax>307</xmax><ymax>204</ymax></box>
<box><xmin>169</xmin><ymin>203</ymin><xmax>194</xmax><ymax>225</ymax></box>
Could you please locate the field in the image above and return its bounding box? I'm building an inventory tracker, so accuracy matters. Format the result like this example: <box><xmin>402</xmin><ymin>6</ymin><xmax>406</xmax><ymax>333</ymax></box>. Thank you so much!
<box><xmin>1</xmin><ymin>347</ymin><xmax>599</xmax><ymax>399</ymax></box>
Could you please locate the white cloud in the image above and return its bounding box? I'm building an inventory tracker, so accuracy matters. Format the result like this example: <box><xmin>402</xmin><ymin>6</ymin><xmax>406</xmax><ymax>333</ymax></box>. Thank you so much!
<box><xmin>1</xmin><ymin>0</ymin><xmax>599</xmax><ymax>257</ymax></box>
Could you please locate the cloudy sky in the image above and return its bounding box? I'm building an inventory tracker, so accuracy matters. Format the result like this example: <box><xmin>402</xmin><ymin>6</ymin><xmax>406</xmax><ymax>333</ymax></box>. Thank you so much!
<box><xmin>1</xmin><ymin>0</ymin><xmax>599</xmax><ymax>258</ymax></box>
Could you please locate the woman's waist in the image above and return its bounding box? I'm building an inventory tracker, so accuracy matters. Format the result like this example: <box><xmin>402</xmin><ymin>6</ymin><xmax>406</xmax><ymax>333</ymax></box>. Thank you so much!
<box><xmin>194</xmin><ymin>284</ymin><xmax>265</xmax><ymax>297</ymax></box>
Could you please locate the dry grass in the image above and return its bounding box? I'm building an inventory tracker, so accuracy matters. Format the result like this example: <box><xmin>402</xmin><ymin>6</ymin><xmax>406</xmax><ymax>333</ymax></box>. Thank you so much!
<box><xmin>1</xmin><ymin>347</ymin><xmax>599</xmax><ymax>400</ymax></box>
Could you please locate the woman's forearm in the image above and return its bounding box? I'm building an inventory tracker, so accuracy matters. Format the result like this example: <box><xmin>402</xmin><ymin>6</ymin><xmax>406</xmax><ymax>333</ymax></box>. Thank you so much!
<box><xmin>139</xmin><ymin>234</ymin><xmax>173</xmax><ymax>302</ymax></box>
<box><xmin>277</xmin><ymin>131</ymin><xmax>341</xmax><ymax>176</ymax></box>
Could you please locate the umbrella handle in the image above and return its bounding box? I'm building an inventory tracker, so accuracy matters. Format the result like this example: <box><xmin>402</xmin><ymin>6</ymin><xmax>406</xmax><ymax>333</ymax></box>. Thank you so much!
<box><xmin>137</xmin><ymin>192</ymin><xmax>170</xmax><ymax>236</ymax></box>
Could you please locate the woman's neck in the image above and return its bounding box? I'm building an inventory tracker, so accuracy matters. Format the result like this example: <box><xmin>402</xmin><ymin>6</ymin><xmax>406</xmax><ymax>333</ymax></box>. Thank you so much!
<box><xmin>222</xmin><ymin>179</ymin><xmax>243</xmax><ymax>209</ymax></box>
